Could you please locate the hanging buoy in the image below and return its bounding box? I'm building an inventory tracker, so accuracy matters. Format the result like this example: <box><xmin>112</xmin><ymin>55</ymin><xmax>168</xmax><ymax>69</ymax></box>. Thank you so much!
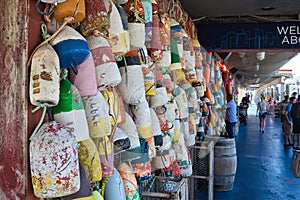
<box><xmin>104</xmin><ymin>168</ymin><xmax>126</xmax><ymax>200</ymax></box>
<box><xmin>51</xmin><ymin>26</ymin><xmax>90</xmax><ymax>69</ymax></box>
<box><xmin>29</xmin><ymin>44</ymin><xmax>60</xmax><ymax>107</ymax></box>
<box><xmin>53</xmin><ymin>77</ymin><xmax>90</xmax><ymax>141</ymax></box>
<box><xmin>117</xmin><ymin>162</ymin><xmax>140</xmax><ymax>200</ymax></box>
<box><xmin>108</xmin><ymin>2</ymin><xmax>130</xmax><ymax>55</ymax></box>
<box><xmin>86</xmin><ymin>35</ymin><xmax>121</xmax><ymax>89</ymax></box>
<box><xmin>69</xmin><ymin>54</ymin><xmax>98</xmax><ymax>97</ymax></box>
<box><xmin>81</xmin><ymin>91</ymin><xmax>111</xmax><ymax>139</ymax></box>
<box><xmin>30</xmin><ymin>121</ymin><xmax>80</xmax><ymax>198</ymax></box>
<box><xmin>53</xmin><ymin>0</ymin><xmax>86</xmax><ymax>23</ymax></box>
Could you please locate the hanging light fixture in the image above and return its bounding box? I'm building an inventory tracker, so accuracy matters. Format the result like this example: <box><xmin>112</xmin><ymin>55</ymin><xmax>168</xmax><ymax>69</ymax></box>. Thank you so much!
<box><xmin>238</xmin><ymin>52</ymin><xmax>246</xmax><ymax>58</ymax></box>
<box><xmin>256</xmin><ymin>52</ymin><xmax>265</xmax><ymax>61</ymax></box>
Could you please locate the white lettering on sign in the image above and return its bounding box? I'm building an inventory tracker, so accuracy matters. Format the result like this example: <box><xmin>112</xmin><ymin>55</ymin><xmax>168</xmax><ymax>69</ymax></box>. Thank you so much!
<box><xmin>281</xmin><ymin>36</ymin><xmax>300</xmax><ymax>44</ymax></box>
<box><xmin>277</xmin><ymin>26</ymin><xmax>300</xmax><ymax>44</ymax></box>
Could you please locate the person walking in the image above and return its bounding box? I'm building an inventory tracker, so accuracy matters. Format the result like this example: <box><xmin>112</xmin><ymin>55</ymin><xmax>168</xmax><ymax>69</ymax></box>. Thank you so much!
<box><xmin>283</xmin><ymin>96</ymin><xmax>296</xmax><ymax>147</ymax></box>
<box><xmin>256</xmin><ymin>95</ymin><xmax>268</xmax><ymax>133</ymax></box>
<box><xmin>241</xmin><ymin>93</ymin><xmax>250</xmax><ymax>107</ymax></box>
<box><xmin>225</xmin><ymin>93</ymin><xmax>237</xmax><ymax>138</ymax></box>
<box><xmin>280</xmin><ymin>95</ymin><xmax>289</xmax><ymax>131</ymax></box>
<box><xmin>241</xmin><ymin>93</ymin><xmax>250</xmax><ymax>116</ymax></box>
<box><xmin>291</xmin><ymin>95</ymin><xmax>300</xmax><ymax>151</ymax></box>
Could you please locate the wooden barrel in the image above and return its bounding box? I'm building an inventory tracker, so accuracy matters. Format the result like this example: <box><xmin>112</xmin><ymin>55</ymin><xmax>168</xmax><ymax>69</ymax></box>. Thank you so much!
<box><xmin>204</xmin><ymin>135</ymin><xmax>237</xmax><ymax>192</ymax></box>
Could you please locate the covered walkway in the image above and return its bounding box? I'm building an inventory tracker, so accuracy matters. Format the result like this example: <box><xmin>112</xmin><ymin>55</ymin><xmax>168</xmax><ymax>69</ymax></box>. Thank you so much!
<box><xmin>195</xmin><ymin>103</ymin><xmax>300</xmax><ymax>200</ymax></box>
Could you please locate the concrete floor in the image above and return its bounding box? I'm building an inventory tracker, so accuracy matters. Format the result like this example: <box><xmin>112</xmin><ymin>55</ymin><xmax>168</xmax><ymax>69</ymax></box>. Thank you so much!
<box><xmin>194</xmin><ymin>103</ymin><xmax>300</xmax><ymax>200</ymax></box>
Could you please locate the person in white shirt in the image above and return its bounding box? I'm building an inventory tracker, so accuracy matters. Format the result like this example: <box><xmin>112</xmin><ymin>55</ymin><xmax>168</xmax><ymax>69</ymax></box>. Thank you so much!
<box><xmin>256</xmin><ymin>95</ymin><xmax>268</xmax><ymax>133</ymax></box>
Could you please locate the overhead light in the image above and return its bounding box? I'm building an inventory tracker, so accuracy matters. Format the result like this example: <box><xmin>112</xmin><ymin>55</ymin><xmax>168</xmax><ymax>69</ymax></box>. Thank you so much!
<box><xmin>254</xmin><ymin>74</ymin><xmax>257</xmax><ymax>77</ymax></box>
<box><xmin>250</xmin><ymin>84</ymin><xmax>260</xmax><ymax>88</ymax></box>
<box><xmin>261</xmin><ymin>7</ymin><xmax>275</xmax><ymax>11</ymax></box>
<box><xmin>238</xmin><ymin>52</ymin><xmax>246</xmax><ymax>58</ymax></box>
<box><xmin>256</xmin><ymin>52</ymin><xmax>265</xmax><ymax>61</ymax></box>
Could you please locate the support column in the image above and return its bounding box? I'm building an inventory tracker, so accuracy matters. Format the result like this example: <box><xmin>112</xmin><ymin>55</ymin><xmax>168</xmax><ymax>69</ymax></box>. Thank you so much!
<box><xmin>0</xmin><ymin>0</ymin><xmax>28</xmax><ymax>199</ymax></box>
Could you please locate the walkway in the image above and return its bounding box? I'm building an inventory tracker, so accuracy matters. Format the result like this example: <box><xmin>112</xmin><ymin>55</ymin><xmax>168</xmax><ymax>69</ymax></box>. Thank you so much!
<box><xmin>195</xmin><ymin>103</ymin><xmax>300</xmax><ymax>200</ymax></box>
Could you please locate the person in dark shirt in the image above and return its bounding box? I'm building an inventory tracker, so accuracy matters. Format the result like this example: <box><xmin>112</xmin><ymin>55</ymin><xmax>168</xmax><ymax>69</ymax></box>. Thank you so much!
<box><xmin>291</xmin><ymin>95</ymin><xmax>300</xmax><ymax>151</ymax></box>
<box><xmin>283</xmin><ymin>97</ymin><xmax>296</xmax><ymax>147</ymax></box>
<box><xmin>241</xmin><ymin>93</ymin><xmax>250</xmax><ymax>116</ymax></box>
<box><xmin>280</xmin><ymin>95</ymin><xmax>289</xmax><ymax>132</ymax></box>
<box><xmin>241</xmin><ymin>93</ymin><xmax>250</xmax><ymax>107</ymax></box>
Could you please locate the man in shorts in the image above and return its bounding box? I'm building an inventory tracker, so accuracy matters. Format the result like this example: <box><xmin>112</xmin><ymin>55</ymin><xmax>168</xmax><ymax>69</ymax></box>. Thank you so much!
<box><xmin>256</xmin><ymin>95</ymin><xmax>267</xmax><ymax>133</ymax></box>
<box><xmin>283</xmin><ymin>97</ymin><xmax>295</xmax><ymax>147</ymax></box>
<box><xmin>280</xmin><ymin>95</ymin><xmax>289</xmax><ymax>123</ymax></box>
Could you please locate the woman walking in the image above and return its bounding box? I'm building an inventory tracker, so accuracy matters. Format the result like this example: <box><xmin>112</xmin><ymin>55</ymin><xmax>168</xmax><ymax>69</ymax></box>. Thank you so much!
<box><xmin>256</xmin><ymin>95</ymin><xmax>268</xmax><ymax>133</ymax></box>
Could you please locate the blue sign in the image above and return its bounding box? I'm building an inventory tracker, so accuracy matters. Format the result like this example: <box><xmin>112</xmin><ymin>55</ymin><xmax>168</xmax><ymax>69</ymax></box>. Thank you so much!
<box><xmin>196</xmin><ymin>21</ymin><xmax>300</xmax><ymax>51</ymax></box>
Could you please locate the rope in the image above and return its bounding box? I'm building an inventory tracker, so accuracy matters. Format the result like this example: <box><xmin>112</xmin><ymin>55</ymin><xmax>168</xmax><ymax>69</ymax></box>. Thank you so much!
<box><xmin>40</xmin><ymin>24</ymin><xmax>51</xmax><ymax>40</ymax></box>
<box><xmin>174</xmin><ymin>3</ymin><xmax>184</xmax><ymax>25</ymax></box>
<box><xmin>108</xmin><ymin>88</ymin><xmax>120</xmax><ymax>144</ymax></box>
<box><xmin>122</xmin><ymin>55</ymin><xmax>128</xmax><ymax>86</ymax></box>
<box><xmin>138</xmin><ymin>48</ymin><xmax>146</xmax><ymax>64</ymax></box>
<box><xmin>115</xmin><ymin>55</ymin><xmax>123</xmax><ymax>61</ymax></box>
<box><xmin>29</xmin><ymin>103</ymin><xmax>49</xmax><ymax>140</ymax></box>
<box><xmin>160</xmin><ymin>0</ymin><xmax>167</xmax><ymax>11</ymax></box>
<box><xmin>92</xmin><ymin>30</ymin><xmax>109</xmax><ymax>38</ymax></box>
<box><xmin>127</xmin><ymin>160</ymin><xmax>135</xmax><ymax>173</ymax></box>
<box><xmin>107</xmin><ymin>0</ymin><xmax>113</xmax><ymax>19</ymax></box>
<box><xmin>43</xmin><ymin>4</ymin><xmax>55</xmax><ymax>22</ymax></box>
<box><xmin>72</xmin><ymin>0</ymin><xmax>80</xmax><ymax>19</ymax></box>
<box><xmin>161</xmin><ymin>154</ymin><xmax>169</xmax><ymax>169</ymax></box>
<box><xmin>103</xmin><ymin>88</ymin><xmax>115</xmax><ymax>124</ymax></box>
<box><xmin>122</xmin><ymin>177</ymin><xmax>138</xmax><ymax>191</ymax></box>
<box><xmin>103</xmin><ymin>137</ymin><xmax>109</xmax><ymax>162</ymax></box>
<box><xmin>101</xmin><ymin>177</ymin><xmax>110</xmax><ymax>197</ymax></box>
<box><xmin>61</xmin><ymin>68</ymin><xmax>68</xmax><ymax>79</ymax></box>
<box><xmin>168</xmin><ymin>0</ymin><xmax>173</xmax><ymax>17</ymax></box>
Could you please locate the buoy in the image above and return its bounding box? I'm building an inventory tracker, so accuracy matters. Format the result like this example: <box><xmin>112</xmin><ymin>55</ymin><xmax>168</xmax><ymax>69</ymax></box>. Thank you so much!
<box><xmin>104</xmin><ymin>168</ymin><xmax>126</xmax><ymax>200</ymax></box>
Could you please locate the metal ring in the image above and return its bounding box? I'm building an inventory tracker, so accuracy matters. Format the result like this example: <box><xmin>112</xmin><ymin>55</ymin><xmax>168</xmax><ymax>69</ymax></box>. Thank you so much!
<box><xmin>35</xmin><ymin>0</ymin><xmax>56</xmax><ymax>16</ymax></box>
<box><xmin>154</xmin><ymin>105</ymin><xmax>167</xmax><ymax>115</ymax></box>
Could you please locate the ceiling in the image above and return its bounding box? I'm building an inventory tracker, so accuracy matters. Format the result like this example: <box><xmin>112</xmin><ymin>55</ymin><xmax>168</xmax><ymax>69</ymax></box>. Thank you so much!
<box><xmin>180</xmin><ymin>0</ymin><xmax>300</xmax><ymax>88</ymax></box>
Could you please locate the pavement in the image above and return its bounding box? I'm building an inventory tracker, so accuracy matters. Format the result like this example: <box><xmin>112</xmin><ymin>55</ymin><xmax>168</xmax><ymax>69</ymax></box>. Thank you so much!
<box><xmin>194</xmin><ymin>103</ymin><xmax>300</xmax><ymax>200</ymax></box>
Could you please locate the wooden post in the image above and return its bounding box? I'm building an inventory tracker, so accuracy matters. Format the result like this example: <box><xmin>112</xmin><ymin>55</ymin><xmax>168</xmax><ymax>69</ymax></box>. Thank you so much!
<box><xmin>0</xmin><ymin>0</ymin><xmax>28</xmax><ymax>199</ymax></box>
<box><xmin>208</xmin><ymin>141</ymin><xmax>214</xmax><ymax>200</ymax></box>
<box><xmin>184</xmin><ymin>177</ymin><xmax>189</xmax><ymax>200</ymax></box>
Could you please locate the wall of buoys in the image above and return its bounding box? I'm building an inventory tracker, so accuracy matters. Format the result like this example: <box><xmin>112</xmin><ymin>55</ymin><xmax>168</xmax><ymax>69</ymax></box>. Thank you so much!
<box><xmin>25</xmin><ymin>0</ymin><xmax>240</xmax><ymax>199</ymax></box>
